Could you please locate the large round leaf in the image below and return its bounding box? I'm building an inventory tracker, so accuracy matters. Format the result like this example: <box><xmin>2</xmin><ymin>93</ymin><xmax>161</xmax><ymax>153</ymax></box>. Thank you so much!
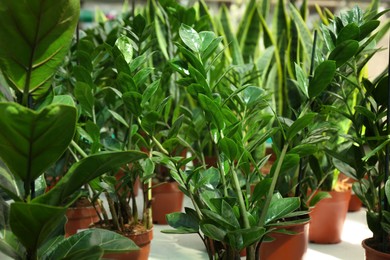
<box><xmin>10</xmin><ymin>202</ymin><xmax>67</xmax><ymax>253</ymax></box>
<box><xmin>0</xmin><ymin>0</ymin><xmax>80</xmax><ymax>102</ymax></box>
<box><xmin>0</xmin><ymin>103</ymin><xmax>77</xmax><ymax>185</ymax></box>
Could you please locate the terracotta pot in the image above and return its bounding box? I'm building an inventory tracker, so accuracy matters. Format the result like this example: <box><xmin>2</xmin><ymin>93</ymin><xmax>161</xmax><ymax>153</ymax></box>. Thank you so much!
<box><xmin>338</xmin><ymin>173</ymin><xmax>362</xmax><ymax>212</ymax></box>
<box><xmin>259</xmin><ymin>221</ymin><xmax>309</xmax><ymax>260</ymax></box>
<box><xmin>152</xmin><ymin>182</ymin><xmax>184</xmax><ymax>224</ymax></box>
<box><xmin>348</xmin><ymin>193</ymin><xmax>363</xmax><ymax>212</ymax></box>
<box><xmin>309</xmin><ymin>189</ymin><xmax>351</xmax><ymax>244</ymax></box>
<box><xmin>103</xmin><ymin>228</ymin><xmax>153</xmax><ymax>260</ymax></box>
<box><xmin>362</xmin><ymin>238</ymin><xmax>390</xmax><ymax>260</ymax></box>
<box><xmin>65</xmin><ymin>205</ymin><xmax>100</xmax><ymax>237</ymax></box>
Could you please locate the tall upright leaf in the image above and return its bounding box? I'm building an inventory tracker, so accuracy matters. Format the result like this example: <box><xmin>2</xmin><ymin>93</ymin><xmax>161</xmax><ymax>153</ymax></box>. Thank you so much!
<box><xmin>0</xmin><ymin>0</ymin><xmax>80</xmax><ymax>106</ymax></box>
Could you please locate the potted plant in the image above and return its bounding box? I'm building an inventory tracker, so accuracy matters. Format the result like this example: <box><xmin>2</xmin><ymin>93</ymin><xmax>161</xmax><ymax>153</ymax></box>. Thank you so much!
<box><xmin>0</xmin><ymin>0</ymin><xmax>149</xmax><ymax>259</ymax></box>
<box><xmin>302</xmin><ymin>3</ymin><xmax>389</xmax><ymax>245</ymax></box>
<box><xmin>146</xmin><ymin>21</ymin><xmax>314</xmax><ymax>260</ymax></box>
<box><xmin>319</xmin><ymin>4</ymin><xmax>390</xmax><ymax>257</ymax></box>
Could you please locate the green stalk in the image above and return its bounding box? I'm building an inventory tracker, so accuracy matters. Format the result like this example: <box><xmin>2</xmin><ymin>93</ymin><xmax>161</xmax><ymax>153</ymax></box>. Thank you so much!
<box><xmin>70</xmin><ymin>140</ymin><xmax>88</xmax><ymax>159</ymax></box>
<box><xmin>258</xmin><ymin>143</ymin><xmax>288</xmax><ymax>226</ymax></box>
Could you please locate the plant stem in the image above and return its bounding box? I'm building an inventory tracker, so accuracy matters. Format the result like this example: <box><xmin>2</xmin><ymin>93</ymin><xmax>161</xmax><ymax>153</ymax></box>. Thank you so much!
<box><xmin>70</xmin><ymin>140</ymin><xmax>88</xmax><ymax>158</ymax></box>
<box><xmin>258</xmin><ymin>143</ymin><xmax>288</xmax><ymax>226</ymax></box>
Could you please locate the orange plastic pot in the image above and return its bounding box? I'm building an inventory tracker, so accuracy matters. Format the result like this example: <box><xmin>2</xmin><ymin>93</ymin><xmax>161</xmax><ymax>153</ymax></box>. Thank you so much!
<box><xmin>259</xmin><ymin>221</ymin><xmax>309</xmax><ymax>260</ymax></box>
<box><xmin>152</xmin><ymin>182</ymin><xmax>184</xmax><ymax>224</ymax></box>
<box><xmin>65</xmin><ymin>205</ymin><xmax>100</xmax><ymax>237</ymax></box>
<box><xmin>348</xmin><ymin>193</ymin><xmax>363</xmax><ymax>212</ymax></box>
<box><xmin>103</xmin><ymin>229</ymin><xmax>153</xmax><ymax>260</ymax></box>
<box><xmin>309</xmin><ymin>189</ymin><xmax>351</xmax><ymax>244</ymax></box>
<box><xmin>362</xmin><ymin>238</ymin><xmax>390</xmax><ymax>260</ymax></box>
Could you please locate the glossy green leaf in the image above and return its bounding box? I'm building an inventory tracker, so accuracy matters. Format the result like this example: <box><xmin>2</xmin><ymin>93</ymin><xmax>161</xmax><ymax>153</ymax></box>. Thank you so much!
<box><xmin>328</xmin><ymin>40</ymin><xmax>359</xmax><ymax>68</ymax></box>
<box><xmin>309</xmin><ymin>191</ymin><xmax>331</xmax><ymax>207</ymax></box>
<box><xmin>198</xmin><ymin>94</ymin><xmax>226</xmax><ymax>131</ymax></box>
<box><xmin>288</xmin><ymin>144</ymin><xmax>317</xmax><ymax>157</ymax></box>
<box><xmin>0</xmin><ymin>103</ymin><xmax>76</xmax><ymax>186</ymax></box>
<box><xmin>0</xmin><ymin>0</ymin><xmax>80</xmax><ymax>103</ymax></box>
<box><xmin>73</xmin><ymin>65</ymin><xmax>93</xmax><ymax>87</ymax></box>
<box><xmin>52</xmin><ymin>95</ymin><xmax>75</xmax><ymax>107</ymax></box>
<box><xmin>108</xmin><ymin>109</ymin><xmax>129</xmax><ymax>128</ymax></box>
<box><xmin>336</xmin><ymin>23</ymin><xmax>359</xmax><ymax>44</ymax></box>
<box><xmin>308</xmin><ymin>60</ymin><xmax>336</xmax><ymax>98</ymax></box>
<box><xmin>123</xmin><ymin>91</ymin><xmax>143</xmax><ymax>117</ymax></box>
<box><xmin>200</xmin><ymin>33</ymin><xmax>222</xmax><ymax>62</ymax></box>
<box><xmin>115</xmin><ymin>35</ymin><xmax>133</xmax><ymax>64</ymax></box>
<box><xmin>74</xmin><ymin>82</ymin><xmax>94</xmax><ymax>118</ymax></box>
<box><xmin>141</xmin><ymin>112</ymin><xmax>159</xmax><ymax>134</ymax></box>
<box><xmin>164</xmin><ymin>212</ymin><xmax>199</xmax><ymax>233</ymax></box>
<box><xmin>179</xmin><ymin>24</ymin><xmax>201</xmax><ymax>53</ymax></box>
<box><xmin>117</xmin><ymin>72</ymin><xmax>137</xmax><ymax>92</ymax></box>
<box><xmin>200</xmin><ymin>224</ymin><xmax>226</xmax><ymax>241</ymax></box>
<box><xmin>32</xmin><ymin>151</ymin><xmax>147</xmax><ymax>206</ymax></box>
<box><xmin>44</xmin><ymin>228</ymin><xmax>139</xmax><ymax>259</ymax></box>
<box><xmin>227</xmin><ymin>227</ymin><xmax>265</xmax><ymax>250</ymax></box>
<box><xmin>265</xmin><ymin>197</ymin><xmax>300</xmax><ymax>224</ymax></box>
<box><xmin>358</xmin><ymin>20</ymin><xmax>380</xmax><ymax>41</ymax></box>
<box><xmin>141</xmin><ymin>80</ymin><xmax>160</xmax><ymax>107</ymax></box>
<box><xmin>134</xmin><ymin>67</ymin><xmax>154</xmax><ymax>87</ymax></box>
<box><xmin>10</xmin><ymin>202</ymin><xmax>67</xmax><ymax>253</ymax></box>
<box><xmin>201</xmin><ymin>209</ymin><xmax>237</xmax><ymax>230</ymax></box>
<box><xmin>295</xmin><ymin>63</ymin><xmax>309</xmax><ymax>98</ymax></box>
<box><xmin>286</xmin><ymin>113</ymin><xmax>316</xmax><ymax>141</ymax></box>
<box><xmin>219</xmin><ymin>137</ymin><xmax>238</xmax><ymax>161</ymax></box>
<box><xmin>176</xmin><ymin>44</ymin><xmax>205</xmax><ymax>76</ymax></box>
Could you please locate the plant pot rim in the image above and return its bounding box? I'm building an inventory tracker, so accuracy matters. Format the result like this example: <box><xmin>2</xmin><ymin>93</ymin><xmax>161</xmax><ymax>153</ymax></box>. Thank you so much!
<box><xmin>362</xmin><ymin>237</ymin><xmax>390</xmax><ymax>256</ymax></box>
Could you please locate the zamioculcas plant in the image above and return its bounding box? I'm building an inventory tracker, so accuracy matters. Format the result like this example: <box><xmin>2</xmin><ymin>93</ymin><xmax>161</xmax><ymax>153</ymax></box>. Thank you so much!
<box><xmin>318</xmin><ymin>4</ymin><xmax>390</xmax><ymax>255</ymax></box>
<box><xmin>155</xmin><ymin>23</ymin><xmax>310</xmax><ymax>260</ymax></box>
<box><xmin>0</xmin><ymin>1</ymin><xmax>147</xmax><ymax>259</ymax></box>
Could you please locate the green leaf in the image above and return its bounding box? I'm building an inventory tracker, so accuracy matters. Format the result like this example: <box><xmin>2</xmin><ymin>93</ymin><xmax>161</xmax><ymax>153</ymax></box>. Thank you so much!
<box><xmin>74</xmin><ymin>82</ymin><xmax>94</xmax><ymax>118</ymax></box>
<box><xmin>10</xmin><ymin>202</ymin><xmax>67</xmax><ymax>253</ymax></box>
<box><xmin>123</xmin><ymin>91</ymin><xmax>143</xmax><ymax>117</ymax></box>
<box><xmin>219</xmin><ymin>137</ymin><xmax>238</xmax><ymax>161</ymax></box>
<box><xmin>308</xmin><ymin>60</ymin><xmax>336</xmax><ymax>98</ymax></box>
<box><xmin>0</xmin><ymin>238</ymin><xmax>22</xmax><ymax>260</ymax></box>
<box><xmin>155</xmin><ymin>15</ymin><xmax>169</xmax><ymax>60</ymax></box>
<box><xmin>265</xmin><ymin>197</ymin><xmax>300</xmax><ymax>224</ymax></box>
<box><xmin>220</xmin><ymin>5</ymin><xmax>244</xmax><ymax>65</ymax></box>
<box><xmin>200</xmin><ymin>224</ymin><xmax>226</xmax><ymax>241</ymax></box>
<box><xmin>179</xmin><ymin>24</ymin><xmax>201</xmax><ymax>53</ymax></box>
<box><xmin>328</xmin><ymin>40</ymin><xmax>359</xmax><ymax>68</ymax></box>
<box><xmin>358</xmin><ymin>20</ymin><xmax>380</xmax><ymax>41</ymax></box>
<box><xmin>0</xmin><ymin>0</ymin><xmax>80</xmax><ymax>102</ymax></box>
<box><xmin>164</xmin><ymin>212</ymin><xmax>199</xmax><ymax>233</ymax></box>
<box><xmin>44</xmin><ymin>228</ymin><xmax>139</xmax><ymax>259</ymax></box>
<box><xmin>198</xmin><ymin>94</ymin><xmax>226</xmax><ymax>131</ymax></box>
<box><xmin>0</xmin><ymin>103</ymin><xmax>76</xmax><ymax>186</ymax></box>
<box><xmin>309</xmin><ymin>191</ymin><xmax>331</xmax><ymax>207</ymax></box>
<box><xmin>336</xmin><ymin>23</ymin><xmax>359</xmax><ymax>44</ymax></box>
<box><xmin>115</xmin><ymin>35</ymin><xmax>133</xmax><ymax>64</ymax></box>
<box><xmin>141</xmin><ymin>112</ymin><xmax>159</xmax><ymax>134</ymax></box>
<box><xmin>295</xmin><ymin>63</ymin><xmax>309</xmax><ymax>98</ymax></box>
<box><xmin>286</xmin><ymin>113</ymin><xmax>316</xmax><ymax>141</ymax></box>
<box><xmin>52</xmin><ymin>95</ymin><xmax>75</xmax><ymax>107</ymax></box>
<box><xmin>386</xmin><ymin>180</ymin><xmax>390</xmax><ymax>206</ymax></box>
<box><xmin>32</xmin><ymin>151</ymin><xmax>147</xmax><ymax>206</ymax></box>
<box><xmin>141</xmin><ymin>80</ymin><xmax>160</xmax><ymax>107</ymax></box>
<box><xmin>108</xmin><ymin>109</ymin><xmax>129</xmax><ymax>128</ymax></box>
